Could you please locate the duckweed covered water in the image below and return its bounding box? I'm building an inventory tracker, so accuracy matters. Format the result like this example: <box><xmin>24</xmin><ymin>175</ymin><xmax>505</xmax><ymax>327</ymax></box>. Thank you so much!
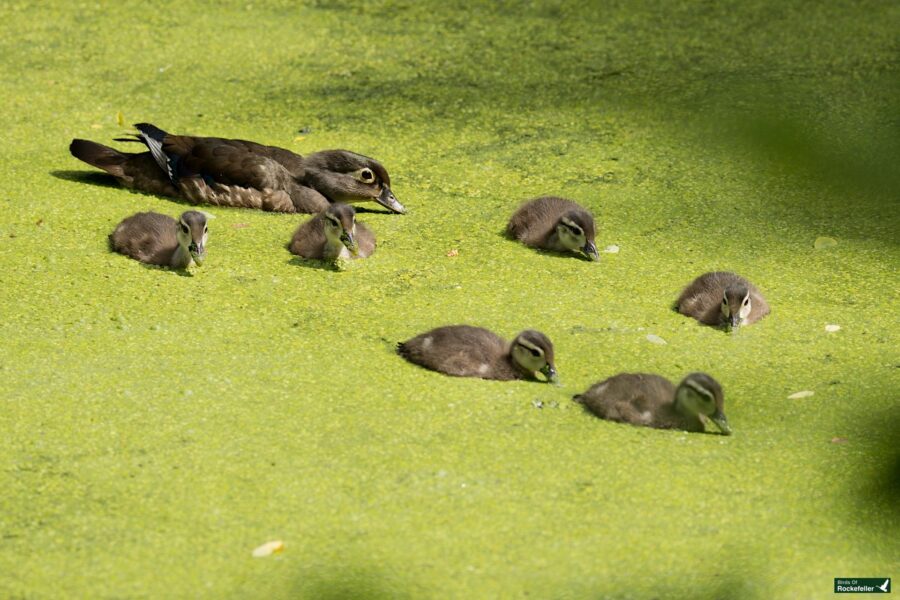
<box><xmin>1</xmin><ymin>1</ymin><xmax>898</xmax><ymax>598</ymax></box>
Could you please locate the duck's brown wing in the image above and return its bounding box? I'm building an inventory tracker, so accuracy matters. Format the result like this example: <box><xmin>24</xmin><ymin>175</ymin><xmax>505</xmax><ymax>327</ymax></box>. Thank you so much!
<box><xmin>130</xmin><ymin>124</ymin><xmax>327</xmax><ymax>213</ymax></box>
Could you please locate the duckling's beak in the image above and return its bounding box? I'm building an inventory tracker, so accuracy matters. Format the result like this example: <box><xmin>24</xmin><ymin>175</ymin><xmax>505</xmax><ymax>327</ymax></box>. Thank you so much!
<box><xmin>188</xmin><ymin>242</ymin><xmax>205</xmax><ymax>266</ymax></box>
<box><xmin>540</xmin><ymin>363</ymin><xmax>559</xmax><ymax>384</ymax></box>
<box><xmin>709</xmin><ymin>411</ymin><xmax>732</xmax><ymax>435</ymax></box>
<box><xmin>582</xmin><ymin>240</ymin><xmax>600</xmax><ymax>261</ymax></box>
<box><xmin>729</xmin><ymin>315</ymin><xmax>742</xmax><ymax>330</ymax></box>
<box><xmin>340</xmin><ymin>232</ymin><xmax>359</xmax><ymax>256</ymax></box>
<box><xmin>376</xmin><ymin>186</ymin><xmax>406</xmax><ymax>214</ymax></box>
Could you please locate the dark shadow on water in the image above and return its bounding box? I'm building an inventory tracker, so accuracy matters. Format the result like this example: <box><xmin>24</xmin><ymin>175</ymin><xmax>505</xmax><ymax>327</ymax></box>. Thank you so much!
<box><xmin>498</xmin><ymin>230</ymin><xmax>597</xmax><ymax>263</ymax></box>
<box><xmin>138</xmin><ymin>261</ymin><xmax>194</xmax><ymax>277</ymax></box>
<box><xmin>50</xmin><ymin>169</ymin><xmax>121</xmax><ymax>189</ymax></box>
<box><xmin>533</xmin><ymin>247</ymin><xmax>597</xmax><ymax>263</ymax></box>
<box><xmin>284</xmin><ymin>565</ymin><xmax>416</xmax><ymax>600</ymax></box>
<box><xmin>288</xmin><ymin>255</ymin><xmax>342</xmax><ymax>272</ymax></box>
<box><xmin>857</xmin><ymin>404</ymin><xmax>900</xmax><ymax>524</ymax></box>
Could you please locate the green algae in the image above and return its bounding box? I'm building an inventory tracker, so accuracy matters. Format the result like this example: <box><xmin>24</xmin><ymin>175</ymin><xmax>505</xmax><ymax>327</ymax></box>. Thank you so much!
<box><xmin>1</xmin><ymin>1</ymin><xmax>898</xmax><ymax>598</ymax></box>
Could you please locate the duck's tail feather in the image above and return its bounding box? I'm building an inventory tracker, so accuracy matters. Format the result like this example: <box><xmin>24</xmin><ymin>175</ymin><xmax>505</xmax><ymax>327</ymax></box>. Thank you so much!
<box><xmin>69</xmin><ymin>139</ymin><xmax>127</xmax><ymax>178</ymax></box>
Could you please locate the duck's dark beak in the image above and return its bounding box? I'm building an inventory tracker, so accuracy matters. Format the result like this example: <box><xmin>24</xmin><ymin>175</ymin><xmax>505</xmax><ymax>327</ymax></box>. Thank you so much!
<box><xmin>582</xmin><ymin>240</ymin><xmax>600</xmax><ymax>261</ymax></box>
<box><xmin>340</xmin><ymin>232</ymin><xmax>359</xmax><ymax>256</ymax></box>
<box><xmin>540</xmin><ymin>363</ymin><xmax>559</xmax><ymax>384</ymax></box>
<box><xmin>729</xmin><ymin>315</ymin><xmax>742</xmax><ymax>330</ymax></box>
<box><xmin>377</xmin><ymin>186</ymin><xmax>406</xmax><ymax>214</ymax></box>
<box><xmin>710</xmin><ymin>411</ymin><xmax>732</xmax><ymax>435</ymax></box>
<box><xmin>189</xmin><ymin>242</ymin><xmax>205</xmax><ymax>266</ymax></box>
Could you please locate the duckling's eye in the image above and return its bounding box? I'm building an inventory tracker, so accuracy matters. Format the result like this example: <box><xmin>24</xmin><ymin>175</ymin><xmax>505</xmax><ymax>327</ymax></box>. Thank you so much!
<box><xmin>203</xmin><ymin>226</ymin><xmax>208</xmax><ymax>234</ymax></box>
<box><xmin>743</xmin><ymin>297</ymin><xmax>750</xmax><ymax>305</ymax></box>
<box><xmin>180</xmin><ymin>223</ymin><xmax>189</xmax><ymax>234</ymax></box>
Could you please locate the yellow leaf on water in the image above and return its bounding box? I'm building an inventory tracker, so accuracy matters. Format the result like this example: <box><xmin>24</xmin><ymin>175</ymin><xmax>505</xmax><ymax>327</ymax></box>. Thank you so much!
<box><xmin>788</xmin><ymin>390</ymin><xmax>814</xmax><ymax>399</ymax></box>
<box><xmin>116</xmin><ymin>111</ymin><xmax>124</xmax><ymax>127</ymax></box>
<box><xmin>814</xmin><ymin>237</ymin><xmax>837</xmax><ymax>250</ymax></box>
<box><xmin>825</xmin><ymin>324</ymin><xmax>841</xmax><ymax>333</ymax></box>
<box><xmin>252</xmin><ymin>540</ymin><xmax>284</xmax><ymax>558</ymax></box>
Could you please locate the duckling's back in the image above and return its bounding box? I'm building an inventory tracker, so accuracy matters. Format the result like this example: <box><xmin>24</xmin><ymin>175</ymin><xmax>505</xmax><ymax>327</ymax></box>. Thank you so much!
<box><xmin>289</xmin><ymin>214</ymin><xmax>329</xmax><ymax>258</ymax></box>
<box><xmin>397</xmin><ymin>325</ymin><xmax>518</xmax><ymax>380</ymax></box>
<box><xmin>575</xmin><ymin>373</ymin><xmax>700</xmax><ymax>431</ymax></box>
<box><xmin>109</xmin><ymin>212</ymin><xmax>178</xmax><ymax>266</ymax></box>
<box><xmin>353</xmin><ymin>222</ymin><xmax>376</xmax><ymax>258</ymax></box>
<box><xmin>507</xmin><ymin>196</ymin><xmax>584</xmax><ymax>246</ymax></box>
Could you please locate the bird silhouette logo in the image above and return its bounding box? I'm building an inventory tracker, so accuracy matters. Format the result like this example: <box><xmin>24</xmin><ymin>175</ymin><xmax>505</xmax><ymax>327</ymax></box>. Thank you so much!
<box><xmin>877</xmin><ymin>579</ymin><xmax>890</xmax><ymax>592</ymax></box>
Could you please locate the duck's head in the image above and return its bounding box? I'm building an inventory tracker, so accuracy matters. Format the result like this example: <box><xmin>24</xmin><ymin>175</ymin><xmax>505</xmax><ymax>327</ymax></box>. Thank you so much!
<box><xmin>322</xmin><ymin>203</ymin><xmax>360</xmax><ymax>256</ymax></box>
<box><xmin>302</xmin><ymin>150</ymin><xmax>405</xmax><ymax>214</ymax></box>
<box><xmin>176</xmin><ymin>210</ymin><xmax>208</xmax><ymax>266</ymax></box>
<box><xmin>674</xmin><ymin>372</ymin><xmax>731</xmax><ymax>435</ymax></box>
<box><xmin>721</xmin><ymin>284</ymin><xmax>752</xmax><ymax>329</ymax></box>
<box><xmin>510</xmin><ymin>330</ymin><xmax>558</xmax><ymax>383</ymax></box>
<box><xmin>556</xmin><ymin>209</ymin><xmax>599</xmax><ymax>261</ymax></box>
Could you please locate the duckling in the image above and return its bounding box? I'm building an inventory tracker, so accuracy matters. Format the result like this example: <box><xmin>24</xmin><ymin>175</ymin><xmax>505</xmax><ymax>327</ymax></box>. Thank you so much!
<box><xmin>507</xmin><ymin>196</ymin><xmax>599</xmax><ymax>261</ymax></box>
<box><xmin>676</xmin><ymin>271</ymin><xmax>770</xmax><ymax>329</ymax></box>
<box><xmin>289</xmin><ymin>203</ymin><xmax>375</xmax><ymax>260</ymax></box>
<box><xmin>70</xmin><ymin>123</ymin><xmax>405</xmax><ymax>214</ymax></box>
<box><xmin>397</xmin><ymin>326</ymin><xmax>558</xmax><ymax>382</ymax></box>
<box><xmin>109</xmin><ymin>210</ymin><xmax>208</xmax><ymax>269</ymax></box>
<box><xmin>574</xmin><ymin>372</ymin><xmax>731</xmax><ymax>434</ymax></box>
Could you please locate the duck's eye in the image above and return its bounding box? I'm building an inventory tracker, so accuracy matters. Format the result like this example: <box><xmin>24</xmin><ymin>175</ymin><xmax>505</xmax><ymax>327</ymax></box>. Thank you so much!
<box><xmin>358</xmin><ymin>168</ymin><xmax>375</xmax><ymax>183</ymax></box>
<box><xmin>180</xmin><ymin>223</ymin><xmax>189</xmax><ymax>234</ymax></box>
<box><xmin>569</xmin><ymin>226</ymin><xmax>583</xmax><ymax>236</ymax></box>
<box><xmin>743</xmin><ymin>297</ymin><xmax>750</xmax><ymax>305</ymax></box>
<box><xmin>203</xmin><ymin>226</ymin><xmax>208</xmax><ymax>234</ymax></box>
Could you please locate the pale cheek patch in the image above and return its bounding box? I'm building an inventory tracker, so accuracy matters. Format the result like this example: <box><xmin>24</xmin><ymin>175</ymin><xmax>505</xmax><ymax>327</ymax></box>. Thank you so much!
<box><xmin>422</xmin><ymin>337</ymin><xmax>433</xmax><ymax>349</ymax></box>
<box><xmin>739</xmin><ymin>303</ymin><xmax>752</xmax><ymax>319</ymax></box>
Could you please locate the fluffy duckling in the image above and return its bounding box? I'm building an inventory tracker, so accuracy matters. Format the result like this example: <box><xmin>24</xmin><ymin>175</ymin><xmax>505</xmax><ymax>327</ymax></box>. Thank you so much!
<box><xmin>507</xmin><ymin>196</ymin><xmax>599</xmax><ymax>261</ymax></box>
<box><xmin>397</xmin><ymin>326</ymin><xmax>558</xmax><ymax>382</ymax></box>
<box><xmin>574</xmin><ymin>372</ymin><xmax>731</xmax><ymax>434</ymax></box>
<box><xmin>676</xmin><ymin>271</ymin><xmax>770</xmax><ymax>329</ymax></box>
<box><xmin>289</xmin><ymin>203</ymin><xmax>375</xmax><ymax>260</ymax></box>
<box><xmin>70</xmin><ymin>123</ymin><xmax>405</xmax><ymax>214</ymax></box>
<box><xmin>109</xmin><ymin>210</ymin><xmax>208</xmax><ymax>269</ymax></box>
